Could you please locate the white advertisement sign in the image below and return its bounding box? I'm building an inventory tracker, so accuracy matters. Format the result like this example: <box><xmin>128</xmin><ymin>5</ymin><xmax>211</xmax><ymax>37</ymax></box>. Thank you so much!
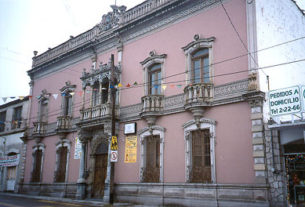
<box><xmin>74</xmin><ymin>137</ymin><xmax>81</xmax><ymax>159</ymax></box>
<box><xmin>302</xmin><ymin>86</ymin><xmax>305</xmax><ymax>111</ymax></box>
<box><xmin>269</xmin><ymin>86</ymin><xmax>302</xmax><ymax>117</ymax></box>
<box><xmin>0</xmin><ymin>155</ymin><xmax>19</xmax><ymax>167</ymax></box>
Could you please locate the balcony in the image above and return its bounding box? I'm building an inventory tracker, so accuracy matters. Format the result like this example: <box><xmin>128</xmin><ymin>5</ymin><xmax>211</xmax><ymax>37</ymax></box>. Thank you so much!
<box><xmin>140</xmin><ymin>95</ymin><xmax>164</xmax><ymax>126</ymax></box>
<box><xmin>56</xmin><ymin>116</ymin><xmax>72</xmax><ymax>132</ymax></box>
<box><xmin>184</xmin><ymin>83</ymin><xmax>213</xmax><ymax>123</ymax></box>
<box><xmin>32</xmin><ymin>121</ymin><xmax>47</xmax><ymax>137</ymax></box>
<box><xmin>80</xmin><ymin>103</ymin><xmax>119</xmax><ymax>121</ymax></box>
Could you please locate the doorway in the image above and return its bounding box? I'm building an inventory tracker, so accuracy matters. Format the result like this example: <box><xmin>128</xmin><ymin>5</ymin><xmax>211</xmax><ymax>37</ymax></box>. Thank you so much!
<box><xmin>284</xmin><ymin>140</ymin><xmax>305</xmax><ymax>206</ymax></box>
<box><xmin>92</xmin><ymin>143</ymin><xmax>108</xmax><ymax>198</ymax></box>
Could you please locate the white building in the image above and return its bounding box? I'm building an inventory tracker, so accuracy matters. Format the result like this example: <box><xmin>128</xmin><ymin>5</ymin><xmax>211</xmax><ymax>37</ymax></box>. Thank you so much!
<box><xmin>0</xmin><ymin>97</ymin><xmax>29</xmax><ymax>192</ymax></box>
<box><xmin>248</xmin><ymin>0</ymin><xmax>305</xmax><ymax>206</ymax></box>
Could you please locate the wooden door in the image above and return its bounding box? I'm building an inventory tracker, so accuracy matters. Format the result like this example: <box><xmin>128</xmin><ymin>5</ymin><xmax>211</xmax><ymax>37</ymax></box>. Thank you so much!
<box><xmin>143</xmin><ymin>135</ymin><xmax>160</xmax><ymax>183</ymax></box>
<box><xmin>92</xmin><ymin>154</ymin><xmax>108</xmax><ymax>198</ymax></box>
<box><xmin>191</xmin><ymin>129</ymin><xmax>211</xmax><ymax>183</ymax></box>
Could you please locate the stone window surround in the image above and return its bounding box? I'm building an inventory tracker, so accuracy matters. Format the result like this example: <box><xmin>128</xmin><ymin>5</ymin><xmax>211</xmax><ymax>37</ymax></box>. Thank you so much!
<box><xmin>183</xmin><ymin>118</ymin><xmax>216</xmax><ymax>183</ymax></box>
<box><xmin>138</xmin><ymin>125</ymin><xmax>165</xmax><ymax>183</ymax></box>
<box><xmin>37</xmin><ymin>90</ymin><xmax>49</xmax><ymax>122</ymax></box>
<box><xmin>31</xmin><ymin>143</ymin><xmax>45</xmax><ymax>183</ymax></box>
<box><xmin>140</xmin><ymin>51</ymin><xmax>167</xmax><ymax>96</ymax></box>
<box><xmin>182</xmin><ymin>35</ymin><xmax>215</xmax><ymax>85</ymax></box>
<box><xmin>54</xmin><ymin>139</ymin><xmax>71</xmax><ymax>183</ymax></box>
<box><xmin>59</xmin><ymin>81</ymin><xmax>76</xmax><ymax>117</ymax></box>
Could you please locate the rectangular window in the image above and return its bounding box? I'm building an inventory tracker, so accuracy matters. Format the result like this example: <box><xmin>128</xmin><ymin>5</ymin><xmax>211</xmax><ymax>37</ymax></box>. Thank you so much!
<box><xmin>31</xmin><ymin>149</ymin><xmax>43</xmax><ymax>182</ymax></box>
<box><xmin>191</xmin><ymin>48</ymin><xmax>210</xmax><ymax>84</ymax></box>
<box><xmin>40</xmin><ymin>100</ymin><xmax>48</xmax><ymax>122</ymax></box>
<box><xmin>149</xmin><ymin>64</ymin><xmax>161</xmax><ymax>95</ymax></box>
<box><xmin>143</xmin><ymin>135</ymin><xmax>160</xmax><ymax>182</ymax></box>
<box><xmin>0</xmin><ymin>111</ymin><xmax>6</xmax><ymax>132</ymax></box>
<box><xmin>12</xmin><ymin>106</ymin><xmax>22</xmax><ymax>129</ymax></box>
<box><xmin>55</xmin><ymin>147</ymin><xmax>68</xmax><ymax>182</ymax></box>
<box><xmin>191</xmin><ymin>129</ymin><xmax>211</xmax><ymax>183</ymax></box>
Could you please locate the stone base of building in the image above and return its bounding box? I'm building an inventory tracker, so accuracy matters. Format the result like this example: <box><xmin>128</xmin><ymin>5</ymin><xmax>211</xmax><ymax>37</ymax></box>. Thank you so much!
<box><xmin>20</xmin><ymin>183</ymin><xmax>77</xmax><ymax>198</ymax></box>
<box><xmin>114</xmin><ymin>183</ymin><xmax>270</xmax><ymax>207</ymax></box>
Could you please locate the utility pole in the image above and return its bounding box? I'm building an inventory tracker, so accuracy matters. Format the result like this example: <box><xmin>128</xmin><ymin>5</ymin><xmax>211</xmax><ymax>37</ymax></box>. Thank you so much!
<box><xmin>109</xmin><ymin>54</ymin><xmax>116</xmax><ymax>204</ymax></box>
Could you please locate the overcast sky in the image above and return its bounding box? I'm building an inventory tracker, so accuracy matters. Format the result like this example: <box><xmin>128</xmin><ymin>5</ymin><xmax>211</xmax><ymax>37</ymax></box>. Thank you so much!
<box><xmin>0</xmin><ymin>0</ymin><xmax>304</xmax><ymax>105</ymax></box>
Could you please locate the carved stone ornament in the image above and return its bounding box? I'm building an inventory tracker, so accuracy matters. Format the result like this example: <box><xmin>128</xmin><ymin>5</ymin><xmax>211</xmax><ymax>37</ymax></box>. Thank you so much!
<box><xmin>98</xmin><ymin>5</ymin><xmax>127</xmax><ymax>32</ymax></box>
<box><xmin>243</xmin><ymin>91</ymin><xmax>265</xmax><ymax>107</ymax></box>
<box><xmin>248</xmin><ymin>72</ymin><xmax>258</xmax><ymax>91</ymax></box>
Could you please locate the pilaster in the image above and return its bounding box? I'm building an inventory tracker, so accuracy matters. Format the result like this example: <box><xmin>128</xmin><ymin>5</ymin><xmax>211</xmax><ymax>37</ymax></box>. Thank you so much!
<box><xmin>244</xmin><ymin>90</ymin><xmax>267</xmax><ymax>183</ymax></box>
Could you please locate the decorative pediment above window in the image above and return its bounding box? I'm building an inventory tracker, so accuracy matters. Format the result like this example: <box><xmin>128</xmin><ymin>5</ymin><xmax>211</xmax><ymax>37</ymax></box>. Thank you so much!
<box><xmin>60</xmin><ymin>81</ymin><xmax>76</xmax><ymax>94</ymax></box>
<box><xmin>182</xmin><ymin>35</ymin><xmax>215</xmax><ymax>54</ymax></box>
<box><xmin>37</xmin><ymin>89</ymin><xmax>50</xmax><ymax>102</ymax></box>
<box><xmin>140</xmin><ymin>51</ymin><xmax>167</xmax><ymax>68</ymax></box>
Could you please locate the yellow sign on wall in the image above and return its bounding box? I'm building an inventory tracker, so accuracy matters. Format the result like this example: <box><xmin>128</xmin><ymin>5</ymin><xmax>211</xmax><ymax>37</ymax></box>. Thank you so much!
<box><xmin>124</xmin><ymin>136</ymin><xmax>137</xmax><ymax>163</ymax></box>
<box><xmin>111</xmin><ymin>136</ymin><xmax>118</xmax><ymax>151</ymax></box>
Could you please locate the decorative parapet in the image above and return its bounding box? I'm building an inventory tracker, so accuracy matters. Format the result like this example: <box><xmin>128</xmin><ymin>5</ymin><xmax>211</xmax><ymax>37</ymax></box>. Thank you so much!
<box><xmin>32</xmin><ymin>28</ymin><xmax>98</xmax><ymax>67</ymax></box>
<box><xmin>31</xmin><ymin>0</ymin><xmax>178</xmax><ymax>68</ymax></box>
<box><xmin>121</xmin><ymin>0</ymin><xmax>174</xmax><ymax>24</ymax></box>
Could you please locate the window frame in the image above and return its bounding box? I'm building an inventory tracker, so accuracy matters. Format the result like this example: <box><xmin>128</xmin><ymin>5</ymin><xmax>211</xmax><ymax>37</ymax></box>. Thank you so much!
<box><xmin>140</xmin><ymin>52</ymin><xmax>167</xmax><ymax>96</ymax></box>
<box><xmin>0</xmin><ymin>111</ymin><xmax>6</xmax><ymax>132</ymax></box>
<box><xmin>148</xmin><ymin>64</ymin><xmax>162</xmax><ymax>95</ymax></box>
<box><xmin>183</xmin><ymin>118</ymin><xmax>216</xmax><ymax>183</ymax></box>
<box><xmin>139</xmin><ymin>126</ymin><xmax>165</xmax><ymax>183</ymax></box>
<box><xmin>54</xmin><ymin>139</ymin><xmax>71</xmax><ymax>183</ymax></box>
<box><xmin>31</xmin><ymin>143</ymin><xmax>45</xmax><ymax>183</ymax></box>
<box><xmin>191</xmin><ymin>48</ymin><xmax>210</xmax><ymax>84</ymax></box>
<box><xmin>12</xmin><ymin>106</ymin><xmax>22</xmax><ymax>129</ymax></box>
<box><xmin>182</xmin><ymin>36</ymin><xmax>215</xmax><ymax>85</ymax></box>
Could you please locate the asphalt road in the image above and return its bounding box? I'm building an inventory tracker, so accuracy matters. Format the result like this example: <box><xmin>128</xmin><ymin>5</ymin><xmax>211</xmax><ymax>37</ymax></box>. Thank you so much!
<box><xmin>0</xmin><ymin>194</ymin><xmax>99</xmax><ymax>207</ymax></box>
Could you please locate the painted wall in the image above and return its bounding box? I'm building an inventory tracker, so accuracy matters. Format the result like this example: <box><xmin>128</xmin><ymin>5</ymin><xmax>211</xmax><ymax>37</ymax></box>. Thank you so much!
<box><xmin>120</xmin><ymin>0</ymin><xmax>249</xmax><ymax>107</ymax></box>
<box><xmin>255</xmin><ymin>0</ymin><xmax>305</xmax><ymax>121</ymax></box>
<box><xmin>115</xmin><ymin>102</ymin><xmax>254</xmax><ymax>184</ymax></box>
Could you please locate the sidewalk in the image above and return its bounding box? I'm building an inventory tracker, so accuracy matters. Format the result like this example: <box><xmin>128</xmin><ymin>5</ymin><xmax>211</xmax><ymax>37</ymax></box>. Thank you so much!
<box><xmin>0</xmin><ymin>192</ymin><xmax>149</xmax><ymax>207</ymax></box>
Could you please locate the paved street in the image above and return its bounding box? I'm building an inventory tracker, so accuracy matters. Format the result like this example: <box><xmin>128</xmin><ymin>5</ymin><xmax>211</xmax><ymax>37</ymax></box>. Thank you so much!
<box><xmin>0</xmin><ymin>194</ymin><xmax>102</xmax><ymax>207</ymax></box>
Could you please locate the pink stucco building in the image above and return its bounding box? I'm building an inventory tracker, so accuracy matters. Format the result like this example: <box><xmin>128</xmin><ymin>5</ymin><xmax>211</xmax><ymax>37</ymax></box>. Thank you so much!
<box><xmin>20</xmin><ymin>0</ymin><xmax>292</xmax><ymax>206</ymax></box>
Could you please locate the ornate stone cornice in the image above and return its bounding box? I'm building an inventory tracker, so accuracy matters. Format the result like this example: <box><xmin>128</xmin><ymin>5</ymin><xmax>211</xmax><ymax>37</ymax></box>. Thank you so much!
<box><xmin>242</xmin><ymin>91</ymin><xmax>265</xmax><ymax>107</ymax></box>
<box><xmin>138</xmin><ymin>125</ymin><xmax>165</xmax><ymax>136</ymax></box>
<box><xmin>183</xmin><ymin>118</ymin><xmax>216</xmax><ymax>129</ymax></box>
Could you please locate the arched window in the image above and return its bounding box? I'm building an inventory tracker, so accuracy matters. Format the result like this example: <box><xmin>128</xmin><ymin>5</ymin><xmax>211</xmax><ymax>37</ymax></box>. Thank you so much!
<box><xmin>148</xmin><ymin>64</ymin><xmax>162</xmax><ymax>95</ymax></box>
<box><xmin>191</xmin><ymin>48</ymin><xmax>210</xmax><ymax>84</ymax></box>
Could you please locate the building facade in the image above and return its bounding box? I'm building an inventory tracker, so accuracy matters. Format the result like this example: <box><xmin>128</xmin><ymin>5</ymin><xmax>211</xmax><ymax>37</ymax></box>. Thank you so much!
<box><xmin>0</xmin><ymin>97</ymin><xmax>29</xmax><ymax>193</ymax></box>
<box><xmin>20</xmin><ymin>0</ymin><xmax>304</xmax><ymax>206</ymax></box>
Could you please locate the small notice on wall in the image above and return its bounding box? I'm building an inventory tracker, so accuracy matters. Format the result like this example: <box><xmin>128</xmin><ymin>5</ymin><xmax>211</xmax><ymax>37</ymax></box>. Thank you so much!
<box><xmin>74</xmin><ymin>137</ymin><xmax>81</xmax><ymax>159</ymax></box>
<box><xmin>124</xmin><ymin>136</ymin><xmax>137</xmax><ymax>163</ymax></box>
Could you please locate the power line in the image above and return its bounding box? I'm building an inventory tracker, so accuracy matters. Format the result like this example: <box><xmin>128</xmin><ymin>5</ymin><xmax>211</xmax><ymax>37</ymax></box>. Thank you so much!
<box><xmin>24</xmin><ymin>56</ymin><xmax>305</xmax><ymax>121</ymax></box>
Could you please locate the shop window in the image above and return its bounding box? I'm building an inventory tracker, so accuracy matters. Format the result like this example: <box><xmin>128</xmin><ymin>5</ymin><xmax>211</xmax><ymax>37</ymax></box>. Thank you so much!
<box><xmin>31</xmin><ymin>149</ymin><xmax>43</xmax><ymax>182</ymax></box>
<box><xmin>12</xmin><ymin>106</ymin><xmax>22</xmax><ymax>129</ymax></box>
<box><xmin>190</xmin><ymin>129</ymin><xmax>211</xmax><ymax>183</ymax></box>
<box><xmin>143</xmin><ymin>135</ymin><xmax>160</xmax><ymax>182</ymax></box>
<box><xmin>55</xmin><ymin>146</ymin><xmax>68</xmax><ymax>182</ymax></box>
<box><xmin>0</xmin><ymin>111</ymin><xmax>6</xmax><ymax>132</ymax></box>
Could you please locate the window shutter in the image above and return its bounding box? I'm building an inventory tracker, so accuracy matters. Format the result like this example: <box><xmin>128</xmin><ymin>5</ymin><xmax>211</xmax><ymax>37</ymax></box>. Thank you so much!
<box><xmin>56</xmin><ymin>147</ymin><xmax>68</xmax><ymax>182</ymax></box>
<box><xmin>191</xmin><ymin>129</ymin><xmax>211</xmax><ymax>183</ymax></box>
<box><xmin>143</xmin><ymin>135</ymin><xmax>160</xmax><ymax>182</ymax></box>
